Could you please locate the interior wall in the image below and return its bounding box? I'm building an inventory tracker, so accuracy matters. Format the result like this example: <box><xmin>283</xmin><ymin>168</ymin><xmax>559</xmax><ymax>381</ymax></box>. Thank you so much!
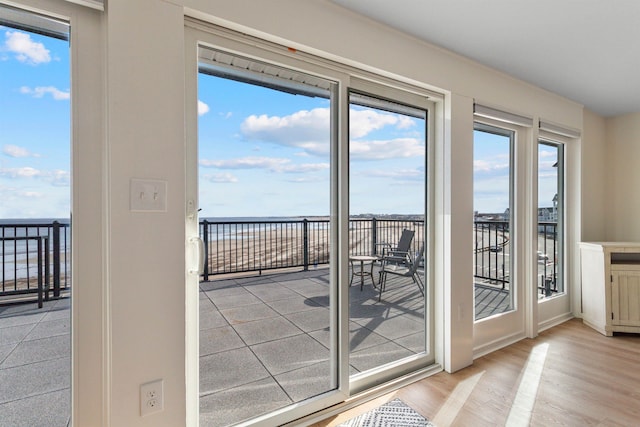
<box><xmin>106</xmin><ymin>0</ymin><xmax>186</xmax><ymax>425</ymax></box>
<box><xmin>10</xmin><ymin>0</ymin><xmax>592</xmax><ymax>425</ymax></box>
<box><xmin>581</xmin><ymin>109</ymin><xmax>608</xmax><ymax>242</ymax></box>
<box><xmin>605</xmin><ymin>112</ymin><xmax>640</xmax><ymax>241</ymax></box>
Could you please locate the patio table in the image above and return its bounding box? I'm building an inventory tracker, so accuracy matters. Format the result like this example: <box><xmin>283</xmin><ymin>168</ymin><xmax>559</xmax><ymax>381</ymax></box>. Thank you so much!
<box><xmin>349</xmin><ymin>255</ymin><xmax>379</xmax><ymax>291</ymax></box>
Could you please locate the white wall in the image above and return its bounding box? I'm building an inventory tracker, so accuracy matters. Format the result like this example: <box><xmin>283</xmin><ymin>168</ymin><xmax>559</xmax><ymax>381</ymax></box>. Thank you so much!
<box><xmin>11</xmin><ymin>0</ymin><xmax>597</xmax><ymax>425</ymax></box>
<box><xmin>606</xmin><ymin>112</ymin><xmax>640</xmax><ymax>240</ymax></box>
<box><xmin>581</xmin><ymin>109</ymin><xmax>608</xmax><ymax>241</ymax></box>
<box><xmin>106</xmin><ymin>0</ymin><xmax>186</xmax><ymax>425</ymax></box>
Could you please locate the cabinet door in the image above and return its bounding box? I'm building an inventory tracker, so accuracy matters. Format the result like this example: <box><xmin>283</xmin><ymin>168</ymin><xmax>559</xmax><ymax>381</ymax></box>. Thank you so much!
<box><xmin>611</xmin><ymin>270</ymin><xmax>640</xmax><ymax>326</ymax></box>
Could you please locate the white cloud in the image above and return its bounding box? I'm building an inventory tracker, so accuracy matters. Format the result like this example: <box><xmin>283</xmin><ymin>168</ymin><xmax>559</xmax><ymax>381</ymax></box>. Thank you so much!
<box><xmin>474</xmin><ymin>158</ymin><xmax>509</xmax><ymax>173</ymax></box>
<box><xmin>198</xmin><ymin>100</ymin><xmax>210</xmax><ymax>116</ymax></box>
<box><xmin>2</xmin><ymin>144</ymin><xmax>40</xmax><ymax>158</ymax></box>
<box><xmin>200</xmin><ymin>156</ymin><xmax>329</xmax><ymax>174</ymax></box>
<box><xmin>207</xmin><ymin>173</ymin><xmax>238</xmax><ymax>183</ymax></box>
<box><xmin>22</xmin><ymin>191</ymin><xmax>44</xmax><ymax>198</ymax></box>
<box><xmin>20</xmin><ymin>86</ymin><xmax>70</xmax><ymax>100</ymax></box>
<box><xmin>239</xmin><ymin>107</ymin><xmax>422</xmax><ymax>160</ymax></box>
<box><xmin>4</xmin><ymin>31</ymin><xmax>51</xmax><ymax>64</ymax></box>
<box><xmin>539</xmin><ymin>150</ymin><xmax>557</xmax><ymax>159</ymax></box>
<box><xmin>279</xmin><ymin>163</ymin><xmax>329</xmax><ymax>173</ymax></box>
<box><xmin>241</xmin><ymin>108</ymin><xmax>330</xmax><ymax>147</ymax></box>
<box><xmin>48</xmin><ymin>169</ymin><xmax>70</xmax><ymax>186</ymax></box>
<box><xmin>350</xmin><ymin>138</ymin><xmax>424</xmax><ymax>160</ymax></box>
<box><xmin>349</xmin><ymin>108</ymin><xmax>404</xmax><ymax>138</ymax></box>
<box><xmin>0</xmin><ymin>167</ymin><xmax>70</xmax><ymax>186</ymax></box>
<box><xmin>1</xmin><ymin>166</ymin><xmax>42</xmax><ymax>178</ymax></box>
<box><xmin>363</xmin><ymin>168</ymin><xmax>424</xmax><ymax>181</ymax></box>
<box><xmin>200</xmin><ymin>157</ymin><xmax>290</xmax><ymax>170</ymax></box>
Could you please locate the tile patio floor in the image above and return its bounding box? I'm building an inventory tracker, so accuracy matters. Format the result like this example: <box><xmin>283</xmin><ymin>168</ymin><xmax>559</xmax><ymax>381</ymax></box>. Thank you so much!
<box><xmin>0</xmin><ymin>297</ymin><xmax>70</xmax><ymax>427</ymax></box>
<box><xmin>0</xmin><ymin>267</ymin><xmax>509</xmax><ymax>427</ymax></box>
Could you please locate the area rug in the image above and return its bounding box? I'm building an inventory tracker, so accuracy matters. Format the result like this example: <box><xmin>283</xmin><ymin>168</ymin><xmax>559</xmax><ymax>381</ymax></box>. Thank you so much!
<box><xmin>337</xmin><ymin>398</ymin><xmax>435</xmax><ymax>427</ymax></box>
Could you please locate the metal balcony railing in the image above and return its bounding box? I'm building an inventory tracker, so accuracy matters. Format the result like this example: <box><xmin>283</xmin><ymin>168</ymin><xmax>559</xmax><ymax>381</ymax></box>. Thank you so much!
<box><xmin>0</xmin><ymin>221</ymin><xmax>70</xmax><ymax>306</ymax></box>
<box><xmin>473</xmin><ymin>220</ymin><xmax>559</xmax><ymax>296</ymax></box>
<box><xmin>199</xmin><ymin>217</ymin><xmax>424</xmax><ymax>280</ymax></box>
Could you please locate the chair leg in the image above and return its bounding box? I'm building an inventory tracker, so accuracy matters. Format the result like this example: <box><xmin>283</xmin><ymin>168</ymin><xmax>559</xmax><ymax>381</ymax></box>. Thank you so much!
<box><xmin>378</xmin><ymin>271</ymin><xmax>386</xmax><ymax>301</ymax></box>
<box><xmin>412</xmin><ymin>272</ymin><xmax>425</xmax><ymax>296</ymax></box>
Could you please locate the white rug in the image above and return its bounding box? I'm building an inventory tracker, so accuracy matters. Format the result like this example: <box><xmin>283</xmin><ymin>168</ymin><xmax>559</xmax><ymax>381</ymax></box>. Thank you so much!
<box><xmin>337</xmin><ymin>398</ymin><xmax>435</xmax><ymax>427</ymax></box>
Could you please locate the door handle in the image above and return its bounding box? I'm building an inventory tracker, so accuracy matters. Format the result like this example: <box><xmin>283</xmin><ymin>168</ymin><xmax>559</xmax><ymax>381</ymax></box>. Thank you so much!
<box><xmin>189</xmin><ymin>236</ymin><xmax>204</xmax><ymax>275</ymax></box>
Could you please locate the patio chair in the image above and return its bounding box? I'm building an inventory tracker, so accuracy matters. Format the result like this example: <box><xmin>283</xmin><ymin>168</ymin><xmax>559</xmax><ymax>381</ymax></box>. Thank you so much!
<box><xmin>376</xmin><ymin>228</ymin><xmax>415</xmax><ymax>260</ymax></box>
<box><xmin>377</xmin><ymin>245</ymin><xmax>425</xmax><ymax>301</ymax></box>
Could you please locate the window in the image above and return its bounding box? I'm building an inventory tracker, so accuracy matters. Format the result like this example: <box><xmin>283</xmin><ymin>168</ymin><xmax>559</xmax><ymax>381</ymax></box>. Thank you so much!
<box><xmin>538</xmin><ymin>140</ymin><xmax>564</xmax><ymax>297</ymax></box>
<box><xmin>473</xmin><ymin>123</ymin><xmax>514</xmax><ymax>320</ymax></box>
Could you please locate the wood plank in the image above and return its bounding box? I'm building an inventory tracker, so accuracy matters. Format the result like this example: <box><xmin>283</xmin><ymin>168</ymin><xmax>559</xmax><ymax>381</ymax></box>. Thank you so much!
<box><xmin>313</xmin><ymin>319</ymin><xmax>640</xmax><ymax>426</ymax></box>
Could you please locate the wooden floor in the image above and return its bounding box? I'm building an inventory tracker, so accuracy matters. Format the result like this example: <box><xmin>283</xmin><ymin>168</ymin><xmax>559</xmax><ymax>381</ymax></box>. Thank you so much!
<box><xmin>313</xmin><ymin>319</ymin><xmax>640</xmax><ymax>426</ymax></box>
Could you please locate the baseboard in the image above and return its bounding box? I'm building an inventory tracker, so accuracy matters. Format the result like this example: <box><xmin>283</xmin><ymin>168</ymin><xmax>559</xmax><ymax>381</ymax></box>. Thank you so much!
<box><xmin>473</xmin><ymin>331</ymin><xmax>526</xmax><ymax>360</ymax></box>
<box><xmin>538</xmin><ymin>313</ymin><xmax>574</xmax><ymax>333</ymax></box>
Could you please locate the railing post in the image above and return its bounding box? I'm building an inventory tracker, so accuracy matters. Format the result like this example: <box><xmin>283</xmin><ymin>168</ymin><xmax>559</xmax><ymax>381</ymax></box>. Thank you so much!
<box><xmin>44</xmin><ymin>236</ymin><xmax>50</xmax><ymax>301</ymax></box>
<box><xmin>53</xmin><ymin>221</ymin><xmax>60</xmax><ymax>298</ymax></box>
<box><xmin>371</xmin><ymin>217</ymin><xmax>377</xmax><ymax>256</ymax></box>
<box><xmin>303</xmin><ymin>219</ymin><xmax>309</xmax><ymax>271</ymax></box>
<box><xmin>37</xmin><ymin>237</ymin><xmax>43</xmax><ymax>308</ymax></box>
<box><xmin>202</xmin><ymin>220</ymin><xmax>209</xmax><ymax>282</ymax></box>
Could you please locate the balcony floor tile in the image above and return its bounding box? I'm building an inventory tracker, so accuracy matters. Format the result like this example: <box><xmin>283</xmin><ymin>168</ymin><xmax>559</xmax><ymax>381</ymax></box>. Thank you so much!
<box><xmin>200</xmin><ymin>347</ymin><xmax>270</xmax><ymax>396</ymax></box>
<box><xmin>200</xmin><ymin>377</ymin><xmax>291</xmax><ymax>427</ymax></box>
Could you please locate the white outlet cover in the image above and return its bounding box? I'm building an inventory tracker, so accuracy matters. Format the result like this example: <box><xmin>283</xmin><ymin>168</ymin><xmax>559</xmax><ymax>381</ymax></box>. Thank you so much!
<box><xmin>140</xmin><ymin>379</ymin><xmax>164</xmax><ymax>416</ymax></box>
<box><xmin>130</xmin><ymin>179</ymin><xmax>167</xmax><ymax>212</ymax></box>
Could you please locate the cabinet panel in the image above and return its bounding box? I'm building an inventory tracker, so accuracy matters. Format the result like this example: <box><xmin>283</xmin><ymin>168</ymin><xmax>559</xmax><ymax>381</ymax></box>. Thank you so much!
<box><xmin>579</xmin><ymin>242</ymin><xmax>640</xmax><ymax>336</ymax></box>
<box><xmin>612</xmin><ymin>271</ymin><xmax>640</xmax><ymax>326</ymax></box>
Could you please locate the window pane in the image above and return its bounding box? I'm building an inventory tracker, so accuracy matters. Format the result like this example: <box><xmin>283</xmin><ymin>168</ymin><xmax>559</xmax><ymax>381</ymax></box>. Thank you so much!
<box><xmin>0</xmin><ymin>18</ymin><xmax>71</xmax><ymax>426</ymax></box>
<box><xmin>197</xmin><ymin>52</ymin><xmax>336</xmax><ymax>426</ymax></box>
<box><xmin>348</xmin><ymin>91</ymin><xmax>427</xmax><ymax>376</ymax></box>
<box><xmin>473</xmin><ymin>125</ymin><xmax>514</xmax><ymax>320</ymax></box>
<box><xmin>538</xmin><ymin>141</ymin><xmax>563</xmax><ymax>297</ymax></box>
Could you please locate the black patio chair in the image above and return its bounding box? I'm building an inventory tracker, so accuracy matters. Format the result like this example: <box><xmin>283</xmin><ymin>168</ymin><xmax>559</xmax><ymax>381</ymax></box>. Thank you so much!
<box><xmin>377</xmin><ymin>245</ymin><xmax>425</xmax><ymax>301</ymax></box>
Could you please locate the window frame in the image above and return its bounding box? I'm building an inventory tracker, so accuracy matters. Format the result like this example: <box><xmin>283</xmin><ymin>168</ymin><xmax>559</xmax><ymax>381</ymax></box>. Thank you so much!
<box><xmin>537</xmin><ymin>138</ymin><xmax>565</xmax><ymax>299</ymax></box>
<box><xmin>473</xmin><ymin>121</ymin><xmax>517</xmax><ymax>320</ymax></box>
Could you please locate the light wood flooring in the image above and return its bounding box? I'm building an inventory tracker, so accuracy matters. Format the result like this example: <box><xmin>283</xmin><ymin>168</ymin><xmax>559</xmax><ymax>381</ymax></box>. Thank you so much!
<box><xmin>313</xmin><ymin>318</ymin><xmax>640</xmax><ymax>426</ymax></box>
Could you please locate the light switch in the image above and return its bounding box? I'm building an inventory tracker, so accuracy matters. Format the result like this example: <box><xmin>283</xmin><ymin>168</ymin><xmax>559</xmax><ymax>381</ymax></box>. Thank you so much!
<box><xmin>130</xmin><ymin>179</ymin><xmax>167</xmax><ymax>212</ymax></box>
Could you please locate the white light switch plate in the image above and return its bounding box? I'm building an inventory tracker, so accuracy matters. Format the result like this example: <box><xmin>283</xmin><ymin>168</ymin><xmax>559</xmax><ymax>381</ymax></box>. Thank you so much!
<box><xmin>130</xmin><ymin>179</ymin><xmax>167</xmax><ymax>212</ymax></box>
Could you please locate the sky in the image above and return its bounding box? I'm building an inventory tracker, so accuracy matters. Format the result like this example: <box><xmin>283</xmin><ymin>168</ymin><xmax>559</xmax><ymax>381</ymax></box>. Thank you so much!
<box><xmin>198</xmin><ymin>72</ymin><xmax>426</xmax><ymax>218</ymax></box>
<box><xmin>0</xmin><ymin>24</ymin><xmax>557</xmax><ymax>220</ymax></box>
<box><xmin>473</xmin><ymin>129</ymin><xmax>559</xmax><ymax>214</ymax></box>
<box><xmin>0</xmin><ymin>26</ymin><xmax>70</xmax><ymax>219</ymax></box>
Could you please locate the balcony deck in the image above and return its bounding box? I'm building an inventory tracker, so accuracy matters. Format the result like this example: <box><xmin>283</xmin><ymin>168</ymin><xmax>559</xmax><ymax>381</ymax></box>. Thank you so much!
<box><xmin>0</xmin><ymin>268</ymin><xmax>509</xmax><ymax>427</ymax></box>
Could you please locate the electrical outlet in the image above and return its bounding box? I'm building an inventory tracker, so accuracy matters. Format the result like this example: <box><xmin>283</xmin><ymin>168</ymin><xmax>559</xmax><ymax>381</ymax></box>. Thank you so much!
<box><xmin>140</xmin><ymin>379</ymin><xmax>164</xmax><ymax>416</ymax></box>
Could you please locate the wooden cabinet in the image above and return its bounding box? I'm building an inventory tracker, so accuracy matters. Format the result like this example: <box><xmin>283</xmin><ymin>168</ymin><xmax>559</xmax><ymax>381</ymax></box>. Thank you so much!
<box><xmin>579</xmin><ymin>242</ymin><xmax>640</xmax><ymax>336</ymax></box>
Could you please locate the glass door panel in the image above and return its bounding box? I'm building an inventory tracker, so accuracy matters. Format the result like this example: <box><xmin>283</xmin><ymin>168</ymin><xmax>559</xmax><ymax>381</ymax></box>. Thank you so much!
<box><xmin>0</xmin><ymin>7</ymin><xmax>71</xmax><ymax>425</ymax></box>
<box><xmin>347</xmin><ymin>90</ymin><xmax>428</xmax><ymax>379</ymax></box>
<box><xmin>196</xmin><ymin>46</ymin><xmax>336</xmax><ymax>426</ymax></box>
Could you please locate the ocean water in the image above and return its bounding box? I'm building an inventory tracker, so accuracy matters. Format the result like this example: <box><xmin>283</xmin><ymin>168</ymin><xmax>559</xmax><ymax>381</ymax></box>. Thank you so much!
<box><xmin>201</xmin><ymin>216</ymin><xmax>330</xmax><ymax>241</ymax></box>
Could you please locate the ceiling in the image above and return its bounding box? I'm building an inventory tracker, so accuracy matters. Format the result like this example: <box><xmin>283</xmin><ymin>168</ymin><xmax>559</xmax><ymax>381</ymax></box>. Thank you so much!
<box><xmin>332</xmin><ymin>0</ymin><xmax>640</xmax><ymax>117</ymax></box>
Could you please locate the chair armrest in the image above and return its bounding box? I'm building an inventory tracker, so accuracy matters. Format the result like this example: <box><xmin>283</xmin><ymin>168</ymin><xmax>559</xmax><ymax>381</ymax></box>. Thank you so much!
<box><xmin>375</xmin><ymin>242</ymin><xmax>392</xmax><ymax>256</ymax></box>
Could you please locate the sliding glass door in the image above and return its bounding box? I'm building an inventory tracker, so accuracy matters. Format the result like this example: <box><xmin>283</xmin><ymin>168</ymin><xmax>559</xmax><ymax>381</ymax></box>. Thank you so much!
<box><xmin>347</xmin><ymin>85</ymin><xmax>432</xmax><ymax>391</ymax></box>
<box><xmin>185</xmin><ymin>23</ymin><xmax>436</xmax><ymax>426</ymax></box>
